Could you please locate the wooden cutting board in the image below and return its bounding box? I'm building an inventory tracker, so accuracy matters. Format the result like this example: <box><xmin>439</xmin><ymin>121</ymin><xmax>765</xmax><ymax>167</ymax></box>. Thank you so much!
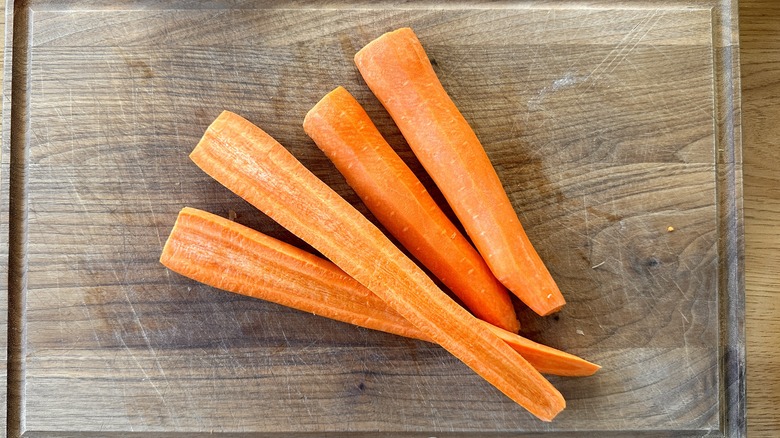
<box><xmin>1</xmin><ymin>0</ymin><xmax>744</xmax><ymax>436</ymax></box>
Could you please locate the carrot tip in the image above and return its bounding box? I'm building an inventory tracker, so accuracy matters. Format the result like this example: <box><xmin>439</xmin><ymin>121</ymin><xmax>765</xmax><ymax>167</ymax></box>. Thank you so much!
<box><xmin>304</xmin><ymin>84</ymin><xmax>521</xmax><ymax>335</ymax></box>
<box><xmin>539</xmin><ymin>303</ymin><xmax>566</xmax><ymax>317</ymax></box>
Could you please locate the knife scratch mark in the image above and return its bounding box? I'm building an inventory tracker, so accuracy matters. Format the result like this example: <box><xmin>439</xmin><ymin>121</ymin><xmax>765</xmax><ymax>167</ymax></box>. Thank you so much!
<box><xmin>69</xmin><ymin>88</ymin><xmax>76</xmax><ymax>166</ymax></box>
<box><xmin>82</xmin><ymin>299</ymin><xmax>103</xmax><ymax>349</ymax></box>
<box><xmin>542</xmin><ymin>8</ymin><xmax>552</xmax><ymax>32</ymax></box>
<box><xmin>528</xmin><ymin>72</ymin><xmax>587</xmax><ymax>109</ymax></box>
<box><xmin>117</xmin><ymin>332</ymin><xmax>161</xmax><ymax>397</ymax></box>
<box><xmin>137</xmin><ymin>162</ymin><xmax>165</xmax><ymax>251</ymax></box>
<box><xmin>68</xmin><ymin>178</ymin><xmax>91</xmax><ymax>217</ymax></box>
<box><xmin>679</xmin><ymin>310</ymin><xmax>690</xmax><ymax>324</ymax></box>
<box><xmin>582</xmin><ymin>10</ymin><xmax>662</xmax><ymax>88</ymax></box>
<box><xmin>118</xmin><ymin>275</ymin><xmax>174</xmax><ymax>417</ymax></box>
<box><xmin>605</xmin><ymin>10</ymin><xmax>662</xmax><ymax>77</ymax></box>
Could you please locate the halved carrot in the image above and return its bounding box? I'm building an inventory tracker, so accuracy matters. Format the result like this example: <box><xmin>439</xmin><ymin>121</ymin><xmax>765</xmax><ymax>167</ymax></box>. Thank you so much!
<box><xmin>354</xmin><ymin>28</ymin><xmax>565</xmax><ymax>316</ymax></box>
<box><xmin>303</xmin><ymin>86</ymin><xmax>520</xmax><ymax>333</ymax></box>
<box><xmin>190</xmin><ymin>111</ymin><xmax>565</xmax><ymax>421</ymax></box>
<box><xmin>161</xmin><ymin>207</ymin><xmax>600</xmax><ymax>377</ymax></box>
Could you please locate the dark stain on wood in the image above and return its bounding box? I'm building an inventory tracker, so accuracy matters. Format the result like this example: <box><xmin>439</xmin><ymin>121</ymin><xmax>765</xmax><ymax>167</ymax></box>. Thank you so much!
<box><xmin>586</xmin><ymin>206</ymin><xmax>624</xmax><ymax>223</ymax></box>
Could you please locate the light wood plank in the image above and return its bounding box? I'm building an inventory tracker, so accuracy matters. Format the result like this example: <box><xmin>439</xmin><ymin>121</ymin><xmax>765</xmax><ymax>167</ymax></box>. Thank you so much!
<box><xmin>1</xmin><ymin>2</ymin><xmax>8</xmax><ymax>437</ymax></box>
<box><xmin>739</xmin><ymin>0</ymin><xmax>780</xmax><ymax>436</ymax></box>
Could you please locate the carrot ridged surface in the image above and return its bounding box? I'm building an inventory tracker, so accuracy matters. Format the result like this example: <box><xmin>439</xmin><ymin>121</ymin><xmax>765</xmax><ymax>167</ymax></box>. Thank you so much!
<box><xmin>189</xmin><ymin>111</ymin><xmax>565</xmax><ymax>421</ymax></box>
<box><xmin>161</xmin><ymin>207</ymin><xmax>600</xmax><ymax>377</ymax></box>
<box><xmin>354</xmin><ymin>28</ymin><xmax>565</xmax><ymax>316</ymax></box>
<box><xmin>303</xmin><ymin>86</ymin><xmax>519</xmax><ymax>333</ymax></box>
<box><xmin>160</xmin><ymin>207</ymin><xmax>423</xmax><ymax>340</ymax></box>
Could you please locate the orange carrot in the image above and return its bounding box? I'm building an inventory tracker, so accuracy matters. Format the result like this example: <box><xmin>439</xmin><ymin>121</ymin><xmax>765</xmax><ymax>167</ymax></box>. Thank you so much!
<box><xmin>354</xmin><ymin>28</ymin><xmax>565</xmax><ymax>316</ymax></box>
<box><xmin>190</xmin><ymin>111</ymin><xmax>565</xmax><ymax>421</ymax></box>
<box><xmin>303</xmin><ymin>86</ymin><xmax>519</xmax><ymax>333</ymax></box>
<box><xmin>485</xmin><ymin>325</ymin><xmax>598</xmax><ymax>377</ymax></box>
<box><xmin>161</xmin><ymin>207</ymin><xmax>423</xmax><ymax>341</ymax></box>
<box><xmin>161</xmin><ymin>207</ymin><xmax>600</xmax><ymax>377</ymax></box>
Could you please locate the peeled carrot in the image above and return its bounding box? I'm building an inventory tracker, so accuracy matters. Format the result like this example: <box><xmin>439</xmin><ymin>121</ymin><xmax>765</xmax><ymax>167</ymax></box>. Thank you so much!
<box><xmin>190</xmin><ymin>111</ymin><xmax>565</xmax><ymax>421</ymax></box>
<box><xmin>354</xmin><ymin>28</ymin><xmax>565</xmax><ymax>316</ymax></box>
<box><xmin>161</xmin><ymin>207</ymin><xmax>600</xmax><ymax>377</ymax></box>
<box><xmin>161</xmin><ymin>207</ymin><xmax>423</xmax><ymax>341</ymax></box>
<box><xmin>303</xmin><ymin>86</ymin><xmax>520</xmax><ymax>333</ymax></box>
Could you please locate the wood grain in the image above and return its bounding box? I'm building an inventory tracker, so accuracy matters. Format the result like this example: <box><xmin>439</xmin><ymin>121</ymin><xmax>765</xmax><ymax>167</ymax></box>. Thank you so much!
<box><xmin>739</xmin><ymin>0</ymin><xmax>780</xmax><ymax>436</ymax></box>
<box><xmin>1</xmin><ymin>1</ymin><xmax>745</xmax><ymax>436</ymax></box>
<box><xmin>0</xmin><ymin>3</ymin><xmax>6</xmax><ymax>438</ymax></box>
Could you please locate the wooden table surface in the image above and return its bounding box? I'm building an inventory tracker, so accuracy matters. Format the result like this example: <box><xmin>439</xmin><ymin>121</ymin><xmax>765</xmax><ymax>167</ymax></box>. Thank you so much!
<box><xmin>739</xmin><ymin>1</ymin><xmax>780</xmax><ymax>436</ymax></box>
<box><xmin>1</xmin><ymin>0</ymin><xmax>777</xmax><ymax>436</ymax></box>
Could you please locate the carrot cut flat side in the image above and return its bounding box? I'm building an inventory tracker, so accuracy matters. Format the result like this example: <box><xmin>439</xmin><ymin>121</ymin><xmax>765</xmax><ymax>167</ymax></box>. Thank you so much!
<box><xmin>483</xmin><ymin>324</ymin><xmax>600</xmax><ymax>377</ymax></box>
<box><xmin>354</xmin><ymin>27</ymin><xmax>566</xmax><ymax>316</ymax></box>
<box><xmin>160</xmin><ymin>207</ymin><xmax>425</xmax><ymax>341</ymax></box>
<box><xmin>190</xmin><ymin>111</ymin><xmax>565</xmax><ymax>421</ymax></box>
<box><xmin>303</xmin><ymin>86</ymin><xmax>520</xmax><ymax>333</ymax></box>
<box><xmin>161</xmin><ymin>207</ymin><xmax>600</xmax><ymax>377</ymax></box>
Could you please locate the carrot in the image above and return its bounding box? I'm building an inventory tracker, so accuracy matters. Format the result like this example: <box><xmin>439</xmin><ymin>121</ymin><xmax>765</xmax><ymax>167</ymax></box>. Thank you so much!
<box><xmin>161</xmin><ymin>207</ymin><xmax>600</xmax><ymax>377</ymax></box>
<box><xmin>354</xmin><ymin>28</ymin><xmax>565</xmax><ymax>316</ymax></box>
<box><xmin>160</xmin><ymin>207</ymin><xmax>423</xmax><ymax>342</ymax></box>
<box><xmin>303</xmin><ymin>86</ymin><xmax>520</xmax><ymax>333</ymax></box>
<box><xmin>190</xmin><ymin>111</ymin><xmax>565</xmax><ymax>421</ymax></box>
<box><xmin>485</xmin><ymin>325</ymin><xmax>598</xmax><ymax>377</ymax></box>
